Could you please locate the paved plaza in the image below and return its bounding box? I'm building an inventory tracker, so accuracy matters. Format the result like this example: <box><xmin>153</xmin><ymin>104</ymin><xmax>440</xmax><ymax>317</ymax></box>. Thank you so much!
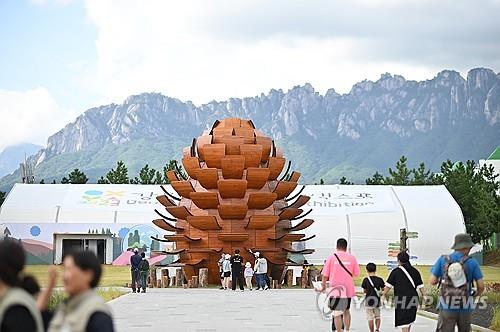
<box><xmin>109</xmin><ymin>288</ymin><xmax>439</xmax><ymax>332</ymax></box>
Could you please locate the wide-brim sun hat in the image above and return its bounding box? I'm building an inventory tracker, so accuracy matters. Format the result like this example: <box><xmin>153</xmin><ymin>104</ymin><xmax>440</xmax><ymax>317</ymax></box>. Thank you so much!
<box><xmin>451</xmin><ymin>233</ymin><xmax>475</xmax><ymax>250</ymax></box>
<box><xmin>245</xmin><ymin>262</ymin><xmax>251</xmax><ymax>268</ymax></box>
<box><xmin>254</xmin><ymin>251</ymin><xmax>260</xmax><ymax>257</ymax></box>
<box><xmin>225</xmin><ymin>254</ymin><xmax>231</xmax><ymax>259</ymax></box>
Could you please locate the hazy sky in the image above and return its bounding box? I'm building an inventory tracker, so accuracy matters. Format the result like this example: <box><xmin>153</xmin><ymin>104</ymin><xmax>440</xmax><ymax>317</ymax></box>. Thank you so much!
<box><xmin>0</xmin><ymin>0</ymin><xmax>499</xmax><ymax>152</ymax></box>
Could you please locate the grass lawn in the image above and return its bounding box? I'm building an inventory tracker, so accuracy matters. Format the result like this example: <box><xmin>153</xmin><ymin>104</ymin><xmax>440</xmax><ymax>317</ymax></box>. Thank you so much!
<box><xmin>26</xmin><ymin>264</ymin><xmax>500</xmax><ymax>288</ymax></box>
<box><xmin>25</xmin><ymin>265</ymin><xmax>131</xmax><ymax>288</ymax></box>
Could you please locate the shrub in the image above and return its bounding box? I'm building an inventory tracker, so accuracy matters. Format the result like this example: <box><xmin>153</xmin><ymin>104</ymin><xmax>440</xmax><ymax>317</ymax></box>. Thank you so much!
<box><xmin>491</xmin><ymin>305</ymin><xmax>500</xmax><ymax>330</ymax></box>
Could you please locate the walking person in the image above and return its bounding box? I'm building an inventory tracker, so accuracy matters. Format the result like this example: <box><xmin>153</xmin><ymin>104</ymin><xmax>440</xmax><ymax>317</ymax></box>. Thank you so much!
<box><xmin>254</xmin><ymin>252</ymin><xmax>268</xmax><ymax>291</ymax></box>
<box><xmin>381</xmin><ymin>251</ymin><xmax>424</xmax><ymax>332</ymax></box>
<box><xmin>47</xmin><ymin>250</ymin><xmax>114</xmax><ymax>332</ymax></box>
<box><xmin>218</xmin><ymin>253</ymin><xmax>225</xmax><ymax>290</ymax></box>
<box><xmin>222</xmin><ymin>254</ymin><xmax>231</xmax><ymax>290</ymax></box>
<box><xmin>0</xmin><ymin>238</ymin><xmax>44</xmax><ymax>332</ymax></box>
<box><xmin>244</xmin><ymin>262</ymin><xmax>254</xmax><ymax>290</ymax></box>
<box><xmin>230</xmin><ymin>249</ymin><xmax>245</xmax><ymax>291</ymax></box>
<box><xmin>138</xmin><ymin>252</ymin><xmax>150</xmax><ymax>293</ymax></box>
<box><xmin>320</xmin><ymin>238</ymin><xmax>360</xmax><ymax>332</ymax></box>
<box><xmin>429</xmin><ymin>233</ymin><xmax>484</xmax><ymax>332</ymax></box>
<box><xmin>361</xmin><ymin>263</ymin><xmax>385</xmax><ymax>332</ymax></box>
<box><xmin>130</xmin><ymin>248</ymin><xmax>141</xmax><ymax>293</ymax></box>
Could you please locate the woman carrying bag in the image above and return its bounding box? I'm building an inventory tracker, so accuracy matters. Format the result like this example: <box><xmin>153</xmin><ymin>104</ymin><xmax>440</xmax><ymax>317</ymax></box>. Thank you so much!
<box><xmin>381</xmin><ymin>251</ymin><xmax>424</xmax><ymax>332</ymax></box>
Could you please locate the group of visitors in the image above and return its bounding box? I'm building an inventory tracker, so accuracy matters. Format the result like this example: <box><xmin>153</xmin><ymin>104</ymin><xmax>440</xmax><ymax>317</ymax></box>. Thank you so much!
<box><xmin>0</xmin><ymin>238</ymin><xmax>114</xmax><ymax>332</ymax></box>
<box><xmin>218</xmin><ymin>249</ymin><xmax>270</xmax><ymax>291</ymax></box>
<box><xmin>320</xmin><ymin>233</ymin><xmax>483</xmax><ymax>332</ymax></box>
<box><xmin>1</xmin><ymin>231</ymin><xmax>482</xmax><ymax>332</ymax></box>
<box><xmin>129</xmin><ymin>248</ymin><xmax>150</xmax><ymax>293</ymax></box>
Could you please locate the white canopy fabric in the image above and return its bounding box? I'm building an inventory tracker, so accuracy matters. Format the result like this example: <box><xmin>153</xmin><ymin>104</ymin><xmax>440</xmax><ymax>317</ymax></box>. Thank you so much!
<box><xmin>0</xmin><ymin>183</ymin><xmax>465</xmax><ymax>265</ymax></box>
<box><xmin>300</xmin><ymin>185</ymin><xmax>465</xmax><ymax>265</ymax></box>
<box><xmin>0</xmin><ymin>184</ymin><xmax>165</xmax><ymax>224</ymax></box>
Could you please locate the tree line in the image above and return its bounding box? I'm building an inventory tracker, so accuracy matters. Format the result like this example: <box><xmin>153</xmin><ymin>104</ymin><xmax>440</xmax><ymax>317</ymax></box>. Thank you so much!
<box><xmin>0</xmin><ymin>156</ymin><xmax>498</xmax><ymax>250</ymax></box>
<box><xmin>334</xmin><ymin>156</ymin><xmax>499</xmax><ymax>250</ymax></box>
<box><xmin>37</xmin><ymin>159</ymin><xmax>185</xmax><ymax>185</ymax></box>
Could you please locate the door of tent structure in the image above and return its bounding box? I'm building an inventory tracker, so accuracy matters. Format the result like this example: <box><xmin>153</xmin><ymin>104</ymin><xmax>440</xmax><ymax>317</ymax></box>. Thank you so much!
<box><xmin>62</xmin><ymin>239</ymin><xmax>83</xmax><ymax>259</ymax></box>
<box><xmin>58</xmin><ymin>237</ymin><xmax>108</xmax><ymax>264</ymax></box>
<box><xmin>96</xmin><ymin>239</ymin><xmax>106</xmax><ymax>264</ymax></box>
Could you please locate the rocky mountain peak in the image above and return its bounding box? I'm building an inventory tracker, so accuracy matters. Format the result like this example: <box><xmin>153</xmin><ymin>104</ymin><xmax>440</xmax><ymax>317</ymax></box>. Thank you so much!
<box><xmin>2</xmin><ymin>67</ymin><xmax>498</xmax><ymax>189</ymax></box>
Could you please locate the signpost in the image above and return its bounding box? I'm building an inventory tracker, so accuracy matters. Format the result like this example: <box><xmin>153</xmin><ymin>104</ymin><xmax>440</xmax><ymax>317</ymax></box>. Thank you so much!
<box><xmin>407</xmin><ymin>231</ymin><xmax>419</xmax><ymax>239</ymax></box>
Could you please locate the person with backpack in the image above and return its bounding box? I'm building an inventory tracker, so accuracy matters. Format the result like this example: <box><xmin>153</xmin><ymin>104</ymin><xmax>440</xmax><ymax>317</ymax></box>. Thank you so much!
<box><xmin>361</xmin><ymin>263</ymin><xmax>385</xmax><ymax>332</ymax></box>
<box><xmin>138</xmin><ymin>252</ymin><xmax>150</xmax><ymax>293</ymax></box>
<box><xmin>429</xmin><ymin>233</ymin><xmax>484</xmax><ymax>332</ymax></box>
<box><xmin>320</xmin><ymin>238</ymin><xmax>360</xmax><ymax>332</ymax></box>
<box><xmin>381</xmin><ymin>251</ymin><xmax>424</xmax><ymax>332</ymax></box>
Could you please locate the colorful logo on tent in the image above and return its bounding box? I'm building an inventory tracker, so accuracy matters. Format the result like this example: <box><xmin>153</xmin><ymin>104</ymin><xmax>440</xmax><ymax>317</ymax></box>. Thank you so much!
<box><xmin>30</xmin><ymin>225</ymin><xmax>41</xmax><ymax>237</ymax></box>
<box><xmin>80</xmin><ymin>190</ymin><xmax>125</xmax><ymax>207</ymax></box>
<box><xmin>118</xmin><ymin>227</ymin><xmax>130</xmax><ymax>239</ymax></box>
<box><xmin>121</xmin><ymin>224</ymin><xmax>162</xmax><ymax>255</ymax></box>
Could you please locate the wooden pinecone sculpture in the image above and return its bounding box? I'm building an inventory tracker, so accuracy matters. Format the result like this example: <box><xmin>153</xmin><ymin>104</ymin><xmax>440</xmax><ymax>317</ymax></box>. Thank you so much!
<box><xmin>152</xmin><ymin>118</ymin><xmax>315</xmax><ymax>284</ymax></box>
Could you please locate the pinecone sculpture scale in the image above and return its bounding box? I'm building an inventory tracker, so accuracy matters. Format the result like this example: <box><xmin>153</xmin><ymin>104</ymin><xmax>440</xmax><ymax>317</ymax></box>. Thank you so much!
<box><xmin>153</xmin><ymin>118</ymin><xmax>315</xmax><ymax>284</ymax></box>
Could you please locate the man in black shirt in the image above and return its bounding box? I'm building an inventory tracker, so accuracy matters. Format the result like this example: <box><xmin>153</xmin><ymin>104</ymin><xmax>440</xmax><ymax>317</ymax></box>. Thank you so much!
<box><xmin>230</xmin><ymin>249</ymin><xmax>245</xmax><ymax>291</ymax></box>
<box><xmin>361</xmin><ymin>263</ymin><xmax>385</xmax><ymax>332</ymax></box>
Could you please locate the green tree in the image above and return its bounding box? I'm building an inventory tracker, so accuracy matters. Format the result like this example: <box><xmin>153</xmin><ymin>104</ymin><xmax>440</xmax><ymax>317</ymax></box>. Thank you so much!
<box><xmin>0</xmin><ymin>191</ymin><xmax>5</xmax><ymax>207</ymax></box>
<box><xmin>411</xmin><ymin>162</ymin><xmax>436</xmax><ymax>185</ymax></box>
<box><xmin>163</xmin><ymin>159</ymin><xmax>186</xmax><ymax>183</ymax></box>
<box><xmin>97</xmin><ymin>176</ymin><xmax>109</xmax><ymax>184</ymax></box>
<box><xmin>103</xmin><ymin>161</ymin><xmax>129</xmax><ymax>184</ymax></box>
<box><xmin>131</xmin><ymin>164</ymin><xmax>159</xmax><ymax>184</ymax></box>
<box><xmin>61</xmin><ymin>169</ymin><xmax>88</xmax><ymax>184</ymax></box>
<box><xmin>366</xmin><ymin>171</ymin><xmax>385</xmax><ymax>185</ymax></box>
<box><xmin>434</xmin><ymin>160</ymin><xmax>500</xmax><ymax>246</ymax></box>
<box><xmin>365</xmin><ymin>156</ymin><xmax>436</xmax><ymax>185</ymax></box>
<box><xmin>69</xmin><ymin>169</ymin><xmax>88</xmax><ymax>184</ymax></box>
<box><xmin>339</xmin><ymin>177</ymin><xmax>353</xmax><ymax>185</ymax></box>
<box><xmin>387</xmin><ymin>156</ymin><xmax>412</xmax><ymax>185</ymax></box>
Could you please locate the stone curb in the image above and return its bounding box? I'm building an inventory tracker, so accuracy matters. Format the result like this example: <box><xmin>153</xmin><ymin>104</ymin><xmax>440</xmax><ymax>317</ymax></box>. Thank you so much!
<box><xmin>417</xmin><ymin>310</ymin><xmax>495</xmax><ymax>332</ymax></box>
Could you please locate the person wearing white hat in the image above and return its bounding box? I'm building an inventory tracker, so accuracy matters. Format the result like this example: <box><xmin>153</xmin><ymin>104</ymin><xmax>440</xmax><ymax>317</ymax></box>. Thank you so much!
<box><xmin>244</xmin><ymin>262</ymin><xmax>254</xmax><ymax>290</ymax></box>
<box><xmin>222</xmin><ymin>254</ymin><xmax>232</xmax><ymax>290</ymax></box>
<box><xmin>429</xmin><ymin>233</ymin><xmax>484</xmax><ymax>332</ymax></box>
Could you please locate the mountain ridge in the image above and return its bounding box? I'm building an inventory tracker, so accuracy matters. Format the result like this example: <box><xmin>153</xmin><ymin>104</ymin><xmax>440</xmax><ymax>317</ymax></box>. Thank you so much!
<box><xmin>1</xmin><ymin>67</ymin><xmax>498</xmax><ymax>190</ymax></box>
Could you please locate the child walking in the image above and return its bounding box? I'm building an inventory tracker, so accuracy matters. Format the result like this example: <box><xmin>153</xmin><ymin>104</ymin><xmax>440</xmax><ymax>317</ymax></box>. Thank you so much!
<box><xmin>222</xmin><ymin>253</ymin><xmax>232</xmax><ymax>290</ymax></box>
<box><xmin>244</xmin><ymin>262</ymin><xmax>254</xmax><ymax>290</ymax></box>
<box><xmin>361</xmin><ymin>263</ymin><xmax>385</xmax><ymax>332</ymax></box>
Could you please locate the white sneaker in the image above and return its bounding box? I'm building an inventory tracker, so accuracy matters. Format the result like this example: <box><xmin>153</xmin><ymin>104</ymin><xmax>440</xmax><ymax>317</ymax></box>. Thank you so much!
<box><xmin>264</xmin><ymin>286</ymin><xmax>269</xmax><ymax>290</ymax></box>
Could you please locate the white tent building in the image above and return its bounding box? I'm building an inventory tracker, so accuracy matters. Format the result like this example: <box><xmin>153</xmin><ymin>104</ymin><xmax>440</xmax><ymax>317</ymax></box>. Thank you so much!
<box><xmin>0</xmin><ymin>183</ymin><xmax>466</xmax><ymax>266</ymax></box>
<box><xmin>301</xmin><ymin>185</ymin><xmax>466</xmax><ymax>265</ymax></box>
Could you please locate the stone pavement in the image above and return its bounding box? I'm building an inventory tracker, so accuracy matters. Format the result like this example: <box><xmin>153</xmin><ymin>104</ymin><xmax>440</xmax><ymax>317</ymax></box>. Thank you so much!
<box><xmin>109</xmin><ymin>288</ymin><xmax>438</xmax><ymax>332</ymax></box>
